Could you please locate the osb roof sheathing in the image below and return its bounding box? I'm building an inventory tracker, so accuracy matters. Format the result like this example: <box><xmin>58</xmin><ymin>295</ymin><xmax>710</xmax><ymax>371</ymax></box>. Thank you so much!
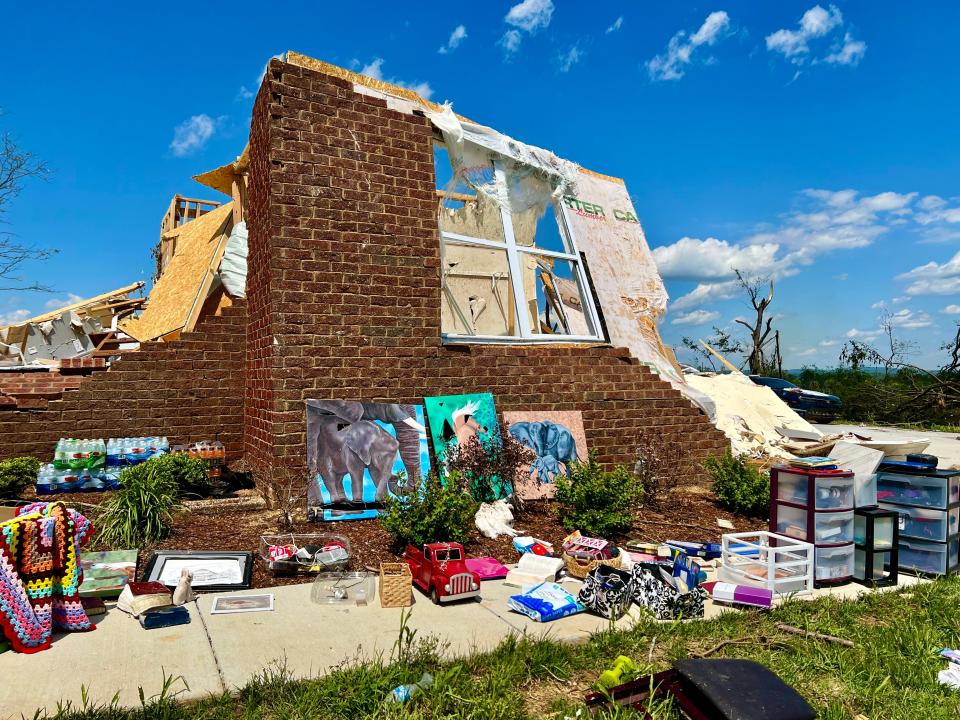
<box><xmin>121</xmin><ymin>203</ymin><xmax>233</xmax><ymax>342</ymax></box>
<box><xmin>284</xmin><ymin>51</ymin><xmax>624</xmax><ymax>185</ymax></box>
<box><xmin>193</xmin><ymin>146</ymin><xmax>250</xmax><ymax>196</ymax></box>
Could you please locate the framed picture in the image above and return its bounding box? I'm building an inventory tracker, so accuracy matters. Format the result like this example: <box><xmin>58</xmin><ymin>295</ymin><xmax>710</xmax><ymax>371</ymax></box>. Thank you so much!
<box><xmin>305</xmin><ymin>400</ymin><xmax>430</xmax><ymax>521</ymax></box>
<box><xmin>143</xmin><ymin>550</ymin><xmax>253</xmax><ymax>592</ymax></box>
<box><xmin>210</xmin><ymin>593</ymin><xmax>274</xmax><ymax>615</ymax></box>
<box><xmin>79</xmin><ymin>549</ymin><xmax>139</xmax><ymax>598</ymax></box>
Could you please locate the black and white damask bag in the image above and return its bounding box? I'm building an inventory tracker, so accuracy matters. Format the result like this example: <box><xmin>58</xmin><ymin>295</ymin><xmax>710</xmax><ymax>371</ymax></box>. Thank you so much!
<box><xmin>577</xmin><ymin>564</ymin><xmax>635</xmax><ymax>620</ymax></box>
<box><xmin>630</xmin><ymin>562</ymin><xmax>707</xmax><ymax>621</ymax></box>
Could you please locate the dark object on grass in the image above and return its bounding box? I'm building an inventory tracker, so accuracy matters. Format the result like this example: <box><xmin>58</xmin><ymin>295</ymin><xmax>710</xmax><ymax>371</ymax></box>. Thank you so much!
<box><xmin>585</xmin><ymin>658</ymin><xmax>816</xmax><ymax>720</ymax></box>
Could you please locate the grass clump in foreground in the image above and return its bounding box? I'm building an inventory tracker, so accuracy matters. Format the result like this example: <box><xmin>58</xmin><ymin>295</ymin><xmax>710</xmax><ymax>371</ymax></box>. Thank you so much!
<box><xmin>35</xmin><ymin>577</ymin><xmax>960</xmax><ymax>720</ymax></box>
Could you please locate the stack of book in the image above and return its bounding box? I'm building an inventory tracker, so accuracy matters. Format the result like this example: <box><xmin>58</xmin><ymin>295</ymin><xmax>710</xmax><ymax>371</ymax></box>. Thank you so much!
<box><xmin>789</xmin><ymin>456</ymin><xmax>840</xmax><ymax>471</ymax></box>
<box><xmin>117</xmin><ymin>582</ymin><xmax>190</xmax><ymax>629</ymax></box>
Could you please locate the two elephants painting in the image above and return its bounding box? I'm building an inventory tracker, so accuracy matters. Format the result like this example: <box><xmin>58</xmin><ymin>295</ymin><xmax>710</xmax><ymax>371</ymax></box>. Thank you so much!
<box><xmin>304</xmin><ymin>395</ymin><xmax>589</xmax><ymax>521</ymax></box>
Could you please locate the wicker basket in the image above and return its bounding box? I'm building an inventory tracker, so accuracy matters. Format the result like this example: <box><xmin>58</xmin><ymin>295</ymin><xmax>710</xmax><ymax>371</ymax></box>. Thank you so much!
<box><xmin>563</xmin><ymin>550</ymin><xmax>622</xmax><ymax>579</ymax></box>
<box><xmin>379</xmin><ymin>562</ymin><xmax>413</xmax><ymax>608</ymax></box>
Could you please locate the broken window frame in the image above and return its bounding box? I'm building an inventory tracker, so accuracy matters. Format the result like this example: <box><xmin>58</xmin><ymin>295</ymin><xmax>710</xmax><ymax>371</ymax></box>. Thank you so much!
<box><xmin>440</xmin><ymin>158</ymin><xmax>603</xmax><ymax>344</ymax></box>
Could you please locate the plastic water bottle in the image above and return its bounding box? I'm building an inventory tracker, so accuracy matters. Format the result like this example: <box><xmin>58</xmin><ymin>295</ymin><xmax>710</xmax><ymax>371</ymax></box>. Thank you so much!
<box><xmin>36</xmin><ymin>464</ymin><xmax>57</xmax><ymax>495</ymax></box>
<box><xmin>386</xmin><ymin>673</ymin><xmax>433</xmax><ymax>703</ymax></box>
<box><xmin>54</xmin><ymin>439</ymin><xmax>66</xmax><ymax>469</ymax></box>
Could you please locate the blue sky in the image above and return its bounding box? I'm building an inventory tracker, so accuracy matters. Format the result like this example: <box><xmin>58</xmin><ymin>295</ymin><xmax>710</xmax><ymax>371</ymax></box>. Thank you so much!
<box><xmin>1</xmin><ymin>2</ymin><xmax>958</xmax><ymax>369</ymax></box>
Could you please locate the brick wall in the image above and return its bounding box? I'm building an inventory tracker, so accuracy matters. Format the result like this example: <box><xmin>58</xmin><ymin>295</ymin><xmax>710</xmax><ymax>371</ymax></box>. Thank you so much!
<box><xmin>244</xmin><ymin>59</ymin><xmax>728</xmax><ymax>477</ymax></box>
<box><xmin>0</xmin><ymin>304</ymin><xmax>247</xmax><ymax>461</ymax></box>
<box><xmin>0</xmin><ymin>359</ymin><xmax>108</xmax><ymax>409</ymax></box>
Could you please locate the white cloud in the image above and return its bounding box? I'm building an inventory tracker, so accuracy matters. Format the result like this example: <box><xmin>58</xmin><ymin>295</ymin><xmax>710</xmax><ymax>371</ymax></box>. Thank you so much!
<box><xmin>559</xmin><ymin>45</ymin><xmax>583</xmax><ymax>72</ymax></box>
<box><xmin>846</xmin><ymin>327</ymin><xmax>883</xmax><ymax>341</ymax></box>
<box><xmin>819</xmin><ymin>339</ymin><xmax>838</xmax><ymax>347</ymax></box>
<box><xmin>671</xmin><ymin>309</ymin><xmax>720</xmax><ymax>326</ymax></box>
<box><xmin>671</xmin><ymin>280</ymin><xmax>741</xmax><ymax>312</ymax></box>
<box><xmin>795</xmin><ymin>348</ymin><xmax>819</xmax><ymax>357</ymax></box>
<box><xmin>833</xmin><ymin>273</ymin><xmax>848</xmax><ymax>281</ymax></box>
<box><xmin>647</xmin><ymin>11</ymin><xmax>732</xmax><ymax>81</ymax></box>
<box><xmin>439</xmin><ymin>25</ymin><xmax>468</xmax><ymax>54</ymax></box>
<box><xmin>888</xmin><ymin>308</ymin><xmax>933</xmax><ymax>329</ymax></box>
<box><xmin>499</xmin><ymin>29</ymin><xmax>524</xmax><ymax>55</ymax></box>
<box><xmin>943</xmin><ymin>305</ymin><xmax>960</xmax><ymax>315</ymax></box>
<box><xmin>606</xmin><ymin>16</ymin><xmax>623</xmax><ymax>34</ymax></box>
<box><xmin>358</xmin><ymin>58</ymin><xmax>433</xmax><ymax>100</ymax></box>
<box><xmin>169</xmin><ymin>114</ymin><xmax>224</xmax><ymax>157</ymax></box>
<box><xmin>44</xmin><ymin>293</ymin><xmax>84</xmax><ymax>310</ymax></box>
<box><xmin>898</xmin><ymin>250</ymin><xmax>960</xmax><ymax>296</ymax></box>
<box><xmin>919</xmin><ymin>195</ymin><xmax>947</xmax><ymax>211</ymax></box>
<box><xmin>237</xmin><ymin>54</ymin><xmax>283</xmax><ymax>102</ymax></box>
<box><xmin>505</xmin><ymin>0</ymin><xmax>554</xmax><ymax>32</ymax></box>
<box><xmin>0</xmin><ymin>309</ymin><xmax>30</xmax><ymax>327</ymax></box>
<box><xmin>653</xmin><ymin>237</ymin><xmax>781</xmax><ymax>281</ymax></box>
<box><xmin>766</xmin><ymin>4</ymin><xmax>865</xmax><ymax>68</ymax></box>
<box><xmin>824</xmin><ymin>32</ymin><xmax>867</xmax><ymax>66</ymax></box>
<box><xmin>871</xmin><ymin>300</ymin><xmax>886</xmax><ymax>309</ymax></box>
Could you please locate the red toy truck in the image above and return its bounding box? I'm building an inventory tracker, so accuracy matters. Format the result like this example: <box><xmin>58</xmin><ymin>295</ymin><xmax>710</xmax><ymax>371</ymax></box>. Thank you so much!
<box><xmin>403</xmin><ymin>542</ymin><xmax>481</xmax><ymax>604</ymax></box>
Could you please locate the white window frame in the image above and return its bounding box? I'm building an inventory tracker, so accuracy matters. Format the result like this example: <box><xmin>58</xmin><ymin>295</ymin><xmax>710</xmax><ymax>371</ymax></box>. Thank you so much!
<box><xmin>440</xmin><ymin>159</ymin><xmax>604</xmax><ymax>344</ymax></box>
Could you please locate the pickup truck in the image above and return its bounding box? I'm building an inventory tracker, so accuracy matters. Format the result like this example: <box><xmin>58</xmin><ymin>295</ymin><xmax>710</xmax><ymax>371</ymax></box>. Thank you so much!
<box><xmin>403</xmin><ymin>542</ymin><xmax>481</xmax><ymax>604</ymax></box>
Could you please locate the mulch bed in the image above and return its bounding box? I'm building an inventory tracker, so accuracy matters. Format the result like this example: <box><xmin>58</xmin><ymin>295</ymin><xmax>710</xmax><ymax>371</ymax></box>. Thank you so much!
<box><xmin>22</xmin><ymin>486</ymin><xmax>765</xmax><ymax>590</ymax></box>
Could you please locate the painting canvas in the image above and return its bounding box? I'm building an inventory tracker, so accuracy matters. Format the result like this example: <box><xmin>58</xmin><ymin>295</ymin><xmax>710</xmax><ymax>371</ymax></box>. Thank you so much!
<box><xmin>79</xmin><ymin>550</ymin><xmax>138</xmax><ymax>598</ymax></box>
<box><xmin>502</xmin><ymin>410</ymin><xmax>588</xmax><ymax>500</ymax></box>
<box><xmin>424</xmin><ymin>392</ymin><xmax>508</xmax><ymax>497</ymax></box>
<box><xmin>306</xmin><ymin>400</ymin><xmax>431</xmax><ymax>521</ymax></box>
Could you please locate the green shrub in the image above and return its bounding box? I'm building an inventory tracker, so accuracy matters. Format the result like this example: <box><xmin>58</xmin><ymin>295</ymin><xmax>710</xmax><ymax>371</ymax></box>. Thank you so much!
<box><xmin>97</xmin><ymin>459</ymin><xmax>182</xmax><ymax>547</ymax></box>
<box><xmin>380</xmin><ymin>472</ymin><xmax>478</xmax><ymax>547</ymax></box>
<box><xmin>0</xmin><ymin>456</ymin><xmax>40</xmax><ymax>499</ymax></box>
<box><xmin>705</xmin><ymin>452</ymin><xmax>770</xmax><ymax>518</ymax></box>
<box><xmin>554</xmin><ymin>453</ymin><xmax>642</xmax><ymax>537</ymax></box>
<box><xmin>148</xmin><ymin>453</ymin><xmax>211</xmax><ymax>497</ymax></box>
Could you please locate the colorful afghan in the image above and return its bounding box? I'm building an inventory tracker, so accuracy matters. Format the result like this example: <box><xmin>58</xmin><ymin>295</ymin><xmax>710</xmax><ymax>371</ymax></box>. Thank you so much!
<box><xmin>0</xmin><ymin>501</ymin><xmax>95</xmax><ymax>653</ymax></box>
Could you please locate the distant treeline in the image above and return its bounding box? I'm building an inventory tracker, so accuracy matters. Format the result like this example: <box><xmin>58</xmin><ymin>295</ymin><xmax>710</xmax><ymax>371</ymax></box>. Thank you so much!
<box><xmin>786</xmin><ymin>368</ymin><xmax>959</xmax><ymax>429</ymax></box>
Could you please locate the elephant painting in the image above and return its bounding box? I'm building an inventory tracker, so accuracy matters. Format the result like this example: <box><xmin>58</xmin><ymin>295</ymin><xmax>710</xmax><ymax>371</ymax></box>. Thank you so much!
<box><xmin>503</xmin><ymin>410</ymin><xmax>589</xmax><ymax>500</ymax></box>
<box><xmin>305</xmin><ymin>400</ymin><xmax>430</xmax><ymax>521</ymax></box>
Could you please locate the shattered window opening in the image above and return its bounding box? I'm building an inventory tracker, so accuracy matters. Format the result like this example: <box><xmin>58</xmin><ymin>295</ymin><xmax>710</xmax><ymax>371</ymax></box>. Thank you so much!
<box><xmin>435</xmin><ymin>143</ymin><xmax>601</xmax><ymax>343</ymax></box>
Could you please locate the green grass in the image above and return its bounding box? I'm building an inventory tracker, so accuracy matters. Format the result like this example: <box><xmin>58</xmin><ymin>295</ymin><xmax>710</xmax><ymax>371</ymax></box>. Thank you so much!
<box><xmin>37</xmin><ymin>578</ymin><xmax>960</xmax><ymax>719</ymax></box>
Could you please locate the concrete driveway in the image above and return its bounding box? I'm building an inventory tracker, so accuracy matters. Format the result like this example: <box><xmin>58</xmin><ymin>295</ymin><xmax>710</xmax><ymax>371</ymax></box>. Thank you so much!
<box><xmin>815</xmin><ymin>423</ymin><xmax>960</xmax><ymax>468</ymax></box>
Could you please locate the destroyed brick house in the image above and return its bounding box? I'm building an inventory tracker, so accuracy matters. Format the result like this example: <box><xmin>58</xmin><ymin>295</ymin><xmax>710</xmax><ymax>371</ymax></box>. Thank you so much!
<box><xmin>0</xmin><ymin>52</ymin><xmax>728</xmax><ymax>479</ymax></box>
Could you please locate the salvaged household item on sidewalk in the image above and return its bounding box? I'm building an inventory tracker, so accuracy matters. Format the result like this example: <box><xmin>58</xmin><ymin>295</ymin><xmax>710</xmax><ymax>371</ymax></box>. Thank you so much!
<box><xmin>305</xmin><ymin>400</ymin><xmax>429</xmax><ymax>521</ymax></box>
<box><xmin>311</xmin><ymin>571</ymin><xmax>375</xmax><ymax>605</ymax></box>
<box><xmin>507</xmin><ymin>581</ymin><xmax>584</xmax><ymax>622</ymax></box>
<box><xmin>210</xmin><ymin>594</ymin><xmax>274</xmax><ymax>614</ymax></box>
<box><xmin>577</xmin><ymin>564</ymin><xmax>635</xmax><ymax>620</ymax></box>
<box><xmin>770</xmin><ymin>464</ymin><xmax>855</xmax><ymax>587</ymax></box>
<box><xmin>139</xmin><ymin>605</ymin><xmax>190</xmax><ymax>629</ymax></box>
<box><xmin>404</xmin><ymin>542</ymin><xmax>481</xmax><ymax>604</ymax></box>
<box><xmin>585</xmin><ymin>658</ymin><xmax>816</xmax><ymax>720</ymax></box>
<box><xmin>717</xmin><ymin>531</ymin><xmax>814</xmax><ymax>596</ymax></box>
<box><xmin>143</xmin><ymin>550</ymin><xmax>253</xmax><ymax>592</ymax></box>
<box><xmin>379</xmin><ymin>563</ymin><xmax>413</xmax><ymax>608</ymax></box>
<box><xmin>853</xmin><ymin>506</ymin><xmax>899</xmax><ymax>587</ymax></box>
<box><xmin>117</xmin><ymin>582</ymin><xmax>173</xmax><ymax>617</ymax></box>
<box><xmin>79</xmin><ymin>549</ymin><xmax>138</xmax><ymax>598</ymax></box>
<box><xmin>504</xmin><ymin>553</ymin><xmax>565</xmax><ymax>587</ymax></box>
<box><xmin>0</xmin><ymin>501</ymin><xmax>95</xmax><ymax>653</ymax></box>
<box><xmin>630</xmin><ymin>561</ymin><xmax>707</xmax><ymax>620</ymax></box>
<box><xmin>829</xmin><ymin>440</ymin><xmax>883</xmax><ymax>508</ymax></box>
<box><xmin>876</xmin><ymin>457</ymin><xmax>960</xmax><ymax>576</ymax></box>
<box><xmin>464</xmin><ymin>556</ymin><xmax>509</xmax><ymax>580</ymax></box>
<box><xmin>259</xmin><ymin>533</ymin><xmax>351</xmax><ymax>575</ymax></box>
<box><xmin>701</xmin><ymin>581</ymin><xmax>773</xmax><ymax>609</ymax></box>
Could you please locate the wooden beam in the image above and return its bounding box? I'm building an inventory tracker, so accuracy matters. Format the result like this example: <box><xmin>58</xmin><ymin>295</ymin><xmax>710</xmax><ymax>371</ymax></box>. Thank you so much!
<box><xmin>700</xmin><ymin>340</ymin><xmax>742</xmax><ymax>375</ymax></box>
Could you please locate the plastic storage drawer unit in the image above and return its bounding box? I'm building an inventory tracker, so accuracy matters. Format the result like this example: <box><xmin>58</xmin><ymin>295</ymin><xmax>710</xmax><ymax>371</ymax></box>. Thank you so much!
<box><xmin>815</xmin><ymin>545</ymin><xmax>854</xmax><ymax>582</ymax></box>
<box><xmin>876</xmin><ymin>472</ymin><xmax>960</xmax><ymax>509</ymax></box>
<box><xmin>898</xmin><ymin>537</ymin><xmax>960</xmax><ymax>576</ymax></box>
<box><xmin>879</xmin><ymin>504</ymin><xmax>959</xmax><ymax>543</ymax></box>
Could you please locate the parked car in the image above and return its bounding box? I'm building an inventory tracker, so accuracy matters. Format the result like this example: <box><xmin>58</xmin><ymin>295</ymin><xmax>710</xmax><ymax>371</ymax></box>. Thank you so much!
<box><xmin>748</xmin><ymin>375</ymin><xmax>842</xmax><ymax>423</ymax></box>
<box><xmin>403</xmin><ymin>542</ymin><xmax>481</xmax><ymax>604</ymax></box>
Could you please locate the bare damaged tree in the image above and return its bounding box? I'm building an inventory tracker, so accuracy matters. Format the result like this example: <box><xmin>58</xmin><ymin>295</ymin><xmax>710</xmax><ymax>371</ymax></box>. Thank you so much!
<box><xmin>732</xmin><ymin>269</ymin><xmax>776</xmax><ymax>375</ymax></box>
<box><xmin>0</xmin><ymin>125</ymin><xmax>55</xmax><ymax>292</ymax></box>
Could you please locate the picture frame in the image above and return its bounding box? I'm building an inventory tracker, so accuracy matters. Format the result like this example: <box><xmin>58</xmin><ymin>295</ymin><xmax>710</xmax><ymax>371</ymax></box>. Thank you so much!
<box><xmin>143</xmin><ymin>550</ymin><xmax>254</xmax><ymax>593</ymax></box>
<box><xmin>210</xmin><ymin>593</ymin><xmax>274</xmax><ymax>615</ymax></box>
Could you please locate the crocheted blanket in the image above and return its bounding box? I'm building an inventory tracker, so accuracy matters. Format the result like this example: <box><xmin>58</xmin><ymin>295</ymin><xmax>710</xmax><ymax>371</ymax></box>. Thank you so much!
<box><xmin>0</xmin><ymin>501</ymin><xmax>95</xmax><ymax>653</ymax></box>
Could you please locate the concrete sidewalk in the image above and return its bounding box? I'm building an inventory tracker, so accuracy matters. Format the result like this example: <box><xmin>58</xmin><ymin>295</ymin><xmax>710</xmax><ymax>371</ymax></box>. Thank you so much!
<box><xmin>0</xmin><ymin>572</ymin><xmax>924</xmax><ymax>719</ymax></box>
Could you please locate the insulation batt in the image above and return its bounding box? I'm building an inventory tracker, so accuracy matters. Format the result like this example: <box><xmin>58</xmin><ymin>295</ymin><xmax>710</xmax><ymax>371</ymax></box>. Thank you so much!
<box><xmin>683</xmin><ymin>372</ymin><xmax>821</xmax><ymax>458</ymax></box>
<box><xmin>475</xmin><ymin>500</ymin><xmax>518</xmax><ymax>539</ymax></box>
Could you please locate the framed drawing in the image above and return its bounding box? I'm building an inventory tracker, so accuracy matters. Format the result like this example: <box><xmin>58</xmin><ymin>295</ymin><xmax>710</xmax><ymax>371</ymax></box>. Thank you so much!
<box><xmin>143</xmin><ymin>550</ymin><xmax>254</xmax><ymax>592</ymax></box>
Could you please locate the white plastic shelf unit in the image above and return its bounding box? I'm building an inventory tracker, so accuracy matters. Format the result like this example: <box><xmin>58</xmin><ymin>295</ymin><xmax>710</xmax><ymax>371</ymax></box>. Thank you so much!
<box><xmin>770</xmin><ymin>465</ymin><xmax>855</xmax><ymax>587</ymax></box>
<box><xmin>718</xmin><ymin>531</ymin><xmax>814</xmax><ymax>596</ymax></box>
